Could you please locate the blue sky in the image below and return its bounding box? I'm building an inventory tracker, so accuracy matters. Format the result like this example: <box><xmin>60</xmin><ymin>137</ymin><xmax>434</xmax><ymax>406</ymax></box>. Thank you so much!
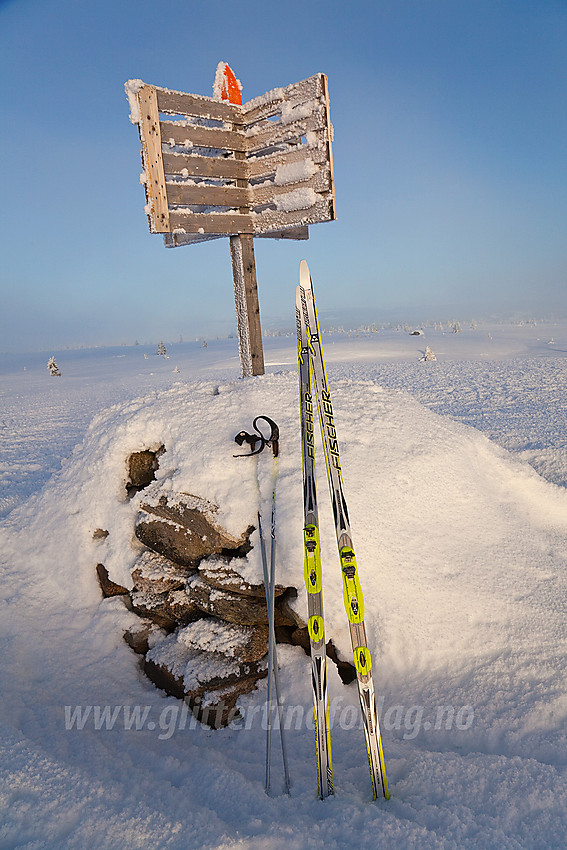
<box><xmin>1</xmin><ymin>0</ymin><xmax>565</xmax><ymax>351</ymax></box>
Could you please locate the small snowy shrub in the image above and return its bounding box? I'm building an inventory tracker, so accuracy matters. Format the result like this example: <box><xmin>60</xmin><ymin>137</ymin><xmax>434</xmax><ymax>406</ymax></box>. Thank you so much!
<box><xmin>47</xmin><ymin>356</ymin><xmax>61</xmax><ymax>376</ymax></box>
<box><xmin>420</xmin><ymin>346</ymin><xmax>437</xmax><ymax>362</ymax></box>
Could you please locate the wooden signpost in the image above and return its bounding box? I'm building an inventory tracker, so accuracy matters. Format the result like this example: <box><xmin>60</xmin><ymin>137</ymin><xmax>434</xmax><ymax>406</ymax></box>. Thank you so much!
<box><xmin>125</xmin><ymin>64</ymin><xmax>336</xmax><ymax>376</ymax></box>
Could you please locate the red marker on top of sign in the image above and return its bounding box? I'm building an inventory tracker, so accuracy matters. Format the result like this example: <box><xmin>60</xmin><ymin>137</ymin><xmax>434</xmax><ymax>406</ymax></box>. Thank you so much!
<box><xmin>213</xmin><ymin>62</ymin><xmax>242</xmax><ymax>105</ymax></box>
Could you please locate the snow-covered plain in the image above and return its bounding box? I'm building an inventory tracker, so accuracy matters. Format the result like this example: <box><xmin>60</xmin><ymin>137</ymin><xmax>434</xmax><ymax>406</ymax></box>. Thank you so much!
<box><xmin>1</xmin><ymin>320</ymin><xmax>566</xmax><ymax>849</ymax></box>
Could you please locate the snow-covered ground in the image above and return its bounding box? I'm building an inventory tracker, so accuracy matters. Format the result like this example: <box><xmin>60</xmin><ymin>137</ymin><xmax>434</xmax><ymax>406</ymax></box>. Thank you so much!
<box><xmin>1</xmin><ymin>320</ymin><xmax>566</xmax><ymax>849</ymax></box>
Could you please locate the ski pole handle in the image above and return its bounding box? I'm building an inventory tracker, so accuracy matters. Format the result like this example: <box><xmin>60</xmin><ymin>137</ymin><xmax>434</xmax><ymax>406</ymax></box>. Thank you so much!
<box><xmin>233</xmin><ymin>430</ymin><xmax>264</xmax><ymax>457</ymax></box>
<box><xmin>253</xmin><ymin>415</ymin><xmax>279</xmax><ymax>457</ymax></box>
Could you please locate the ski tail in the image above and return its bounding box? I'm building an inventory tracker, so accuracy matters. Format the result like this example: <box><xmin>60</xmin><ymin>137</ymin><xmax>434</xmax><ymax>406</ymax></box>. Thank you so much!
<box><xmin>298</xmin><ymin>262</ymin><xmax>389</xmax><ymax>801</ymax></box>
<box><xmin>296</xmin><ymin>286</ymin><xmax>334</xmax><ymax>799</ymax></box>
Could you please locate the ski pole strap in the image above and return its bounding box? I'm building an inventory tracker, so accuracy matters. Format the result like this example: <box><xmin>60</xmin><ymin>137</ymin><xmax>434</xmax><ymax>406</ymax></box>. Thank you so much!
<box><xmin>253</xmin><ymin>415</ymin><xmax>279</xmax><ymax>458</ymax></box>
<box><xmin>233</xmin><ymin>430</ymin><xmax>264</xmax><ymax>457</ymax></box>
<box><xmin>233</xmin><ymin>416</ymin><xmax>280</xmax><ymax>458</ymax></box>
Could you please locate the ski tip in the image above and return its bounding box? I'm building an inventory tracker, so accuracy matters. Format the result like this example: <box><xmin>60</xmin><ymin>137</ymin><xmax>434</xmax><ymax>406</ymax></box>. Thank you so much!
<box><xmin>299</xmin><ymin>260</ymin><xmax>312</xmax><ymax>291</ymax></box>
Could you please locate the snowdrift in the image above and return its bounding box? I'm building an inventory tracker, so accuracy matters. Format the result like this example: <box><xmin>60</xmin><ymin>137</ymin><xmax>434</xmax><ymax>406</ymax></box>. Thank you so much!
<box><xmin>1</xmin><ymin>374</ymin><xmax>566</xmax><ymax>848</ymax></box>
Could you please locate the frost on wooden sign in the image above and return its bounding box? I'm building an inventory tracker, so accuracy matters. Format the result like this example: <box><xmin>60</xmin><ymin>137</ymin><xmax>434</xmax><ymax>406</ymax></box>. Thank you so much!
<box><xmin>125</xmin><ymin>74</ymin><xmax>336</xmax><ymax>246</ymax></box>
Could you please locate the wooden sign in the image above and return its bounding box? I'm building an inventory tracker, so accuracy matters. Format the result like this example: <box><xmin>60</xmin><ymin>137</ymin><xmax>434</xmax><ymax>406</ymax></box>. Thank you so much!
<box><xmin>125</xmin><ymin>72</ymin><xmax>335</xmax><ymax>245</ymax></box>
<box><xmin>125</xmin><ymin>67</ymin><xmax>336</xmax><ymax>377</ymax></box>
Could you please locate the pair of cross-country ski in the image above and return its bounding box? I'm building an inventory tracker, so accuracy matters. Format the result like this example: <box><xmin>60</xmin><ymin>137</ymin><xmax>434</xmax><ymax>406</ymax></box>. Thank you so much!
<box><xmin>236</xmin><ymin>262</ymin><xmax>388</xmax><ymax>801</ymax></box>
<box><xmin>297</xmin><ymin>260</ymin><xmax>389</xmax><ymax>801</ymax></box>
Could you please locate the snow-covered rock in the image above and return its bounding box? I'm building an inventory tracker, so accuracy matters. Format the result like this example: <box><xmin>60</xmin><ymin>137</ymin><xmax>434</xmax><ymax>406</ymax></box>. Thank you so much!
<box><xmin>135</xmin><ymin>493</ymin><xmax>253</xmax><ymax>568</ymax></box>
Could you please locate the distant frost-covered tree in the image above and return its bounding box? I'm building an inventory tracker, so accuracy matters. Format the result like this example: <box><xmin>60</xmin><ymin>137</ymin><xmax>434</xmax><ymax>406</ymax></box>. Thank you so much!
<box><xmin>420</xmin><ymin>346</ymin><xmax>437</xmax><ymax>362</ymax></box>
<box><xmin>157</xmin><ymin>341</ymin><xmax>167</xmax><ymax>356</ymax></box>
<box><xmin>47</xmin><ymin>356</ymin><xmax>61</xmax><ymax>376</ymax></box>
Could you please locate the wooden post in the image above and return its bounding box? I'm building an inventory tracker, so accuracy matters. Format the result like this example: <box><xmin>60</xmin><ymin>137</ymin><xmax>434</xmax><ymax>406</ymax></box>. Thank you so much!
<box><xmin>230</xmin><ymin>234</ymin><xmax>265</xmax><ymax>377</ymax></box>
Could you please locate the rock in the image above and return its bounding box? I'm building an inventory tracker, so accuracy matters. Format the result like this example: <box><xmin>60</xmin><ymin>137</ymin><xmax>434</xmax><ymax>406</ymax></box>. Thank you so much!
<box><xmin>326</xmin><ymin>640</ymin><xmax>356</xmax><ymax>685</ymax></box>
<box><xmin>290</xmin><ymin>627</ymin><xmax>356</xmax><ymax>685</ymax></box>
<box><xmin>129</xmin><ymin>585</ymin><xmax>204</xmax><ymax>630</ymax></box>
<box><xmin>184</xmin><ymin>576</ymin><xmax>267</xmax><ymax>625</ymax></box>
<box><xmin>123</xmin><ymin>619</ymin><xmax>165</xmax><ymax>655</ymax></box>
<box><xmin>195</xmin><ymin>677</ymin><xmax>261</xmax><ymax>729</ymax></box>
<box><xmin>276</xmin><ymin>590</ymin><xmax>306</xmax><ymax>629</ymax></box>
<box><xmin>183</xmin><ymin>576</ymin><xmax>295</xmax><ymax>627</ymax></box>
<box><xmin>145</xmin><ymin>633</ymin><xmax>266</xmax><ymax>696</ymax></box>
<box><xmin>164</xmin><ymin>588</ymin><xmax>203</xmax><ymax>625</ymax></box>
<box><xmin>131</xmin><ymin>549</ymin><xmax>192</xmax><ymax>595</ymax></box>
<box><xmin>144</xmin><ymin>657</ymin><xmax>185</xmax><ymax>700</ymax></box>
<box><xmin>130</xmin><ymin>589</ymin><xmax>178</xmax><ymax>631</ymax></box>
<box><xmin>199</xmin><ymin>559</ymin><xmax>287</xmax><ymax>599</ymax></box>
<box><xmin>96</xmin><ymin>563</ymin><xmax>129</xmax><ymax>598</ymax></box>
<box><xmin>92</xmin><ymin>528</ymin><xmax>109</xmax><ymax>541</ymax></box>
<box><xmin>135</xmin><ymin>494</ymin><xmax>252</xmax><ymax>568</ymax></box>
<box><xmin>175</xmin><ymin>618</ymin><xmax>268</xmax><ymax>664</ymax></box>
<box><xmin>274</xmin><ymin>625</ymin><xmax>296</xmax><ymax>645</ymax></box>
<box><xmin>144</xmin><ymin>632</ymin><xmax>267</xmax><ymax>728</ymax></box>
<box><xmin>126</xmin><ymin>446</ymin><xmax>165</xmax><ymax>497</ymax></box>
<box><xmin>326</xmin><ymin>643</ymin><xmax>357</xmax><ymax>685</ymax></box>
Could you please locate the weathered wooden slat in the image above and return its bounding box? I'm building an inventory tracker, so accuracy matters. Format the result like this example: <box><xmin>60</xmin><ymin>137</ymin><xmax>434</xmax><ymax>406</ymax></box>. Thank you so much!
<box><xmin>165</xmin><ymin>183</ymin><xmax>250</xmax><ymax>208</ymax></box>
<box><xmin>160</xmin><ymin>121</ymin><xmax>247</xmax><ymax>152</ymax></box>
<box><xmin>243</xmin><ymin>101</ymin><xmax>324</xmax><ymax>142</ymax></box>
<box><xmin>162</xmin><ymin>151</ymin><xmax>249</xmax><ymax>180</ymax></box>
<box><xmin>168</xmin><ymin>211</ymin><xmax>253</xmax><ymax>234</ymax></box>
<box><xmin>233</xmin><ymin>149</ymin><xmax>248</xmax><ymax>211</ymax></box>
<box><xmin>246</xmin><ymin>147</ymin><xmax>326</xmax><ymax>179</ymax></box>
<box><xmin>241</xmin><ymin>74</ymin><xmax>322</xmax><ymax>124</ymax></box>
<box><xmin>156</xmin><ymin>88</ymin><xmax>242</xmax><ymax>123</ymax></box>
<box><xmin>170</xmin><ymin>200</ymin><xmax>330</xmax><ymax>235</ymax></box>
<box><xmin>138</xmin><ymin>86</ymin><xmax>170</xmax><ymax>233</ymax></box>
<box><xmin>256</xmin><ymin>226</ymin><xmax>309</xmax><ymax>240</ymax></box>
<box><xmin>254</xmin><ymin>199</ymin><xmax>333</xmax><ymax>234</ymax></box>
<box><xmin>164</xmin><ymin>232</ymin><xmax>223</xmax><ymax>247</ymax></box>
<box><xmin>245</xmin><ymin>113</ymin><xmax>324</xmax><ymax>154</ymax></box>
<box><xmin>168</xmin><ymin>200</ymin><xmax>331</xmax><ymax>236</ymax></box>
<box><xmin>251</xmin><ymin>172</ymin><xmax>330</xmax><ymax>206</ymax></box>
<box><xmin>166</xmin><ymin>226</ymin><xmax>309</xmax><ymax>245</ymax></box>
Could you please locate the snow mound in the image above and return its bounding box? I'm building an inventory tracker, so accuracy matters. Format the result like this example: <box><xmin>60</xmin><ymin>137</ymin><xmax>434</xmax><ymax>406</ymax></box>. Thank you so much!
<box><xmin>1</xmin><ymin>373</ymin><xmax>566</xmax><ymax>846</ymax></box>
